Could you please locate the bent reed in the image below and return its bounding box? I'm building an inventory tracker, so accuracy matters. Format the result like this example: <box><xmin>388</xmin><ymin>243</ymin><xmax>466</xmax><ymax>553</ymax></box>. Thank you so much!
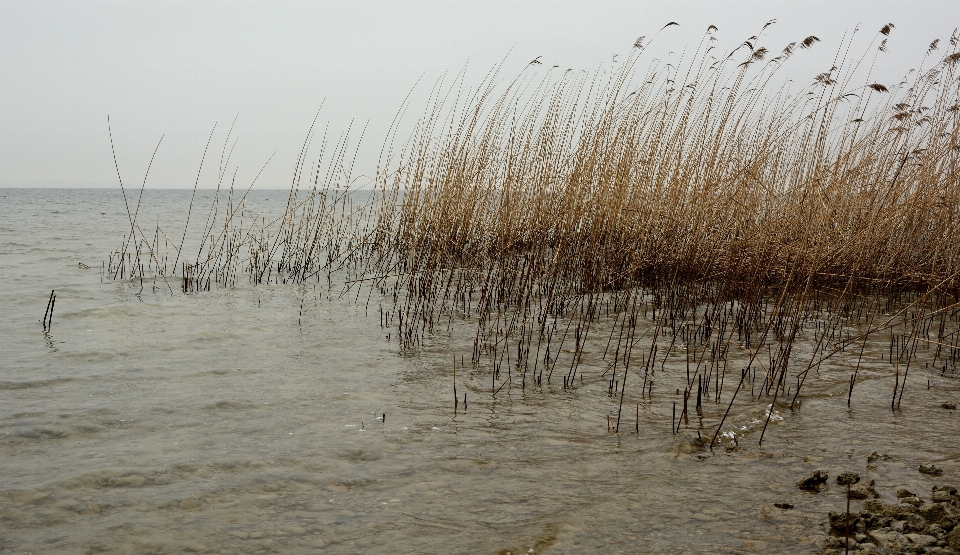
<box><xmin>107</xmin><ymin>23</ymin><xmax>960</xmax><ymax>444</ymax></box>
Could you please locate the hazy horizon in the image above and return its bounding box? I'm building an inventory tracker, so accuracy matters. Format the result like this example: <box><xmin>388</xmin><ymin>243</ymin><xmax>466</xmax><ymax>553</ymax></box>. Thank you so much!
<box><xmin>3</xmin><ymin>0</ymin><xmax>960</xmax><ymax>190</ymax></box>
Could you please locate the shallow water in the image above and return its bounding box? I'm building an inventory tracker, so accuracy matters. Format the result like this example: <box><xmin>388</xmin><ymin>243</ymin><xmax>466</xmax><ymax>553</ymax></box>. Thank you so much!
<box><xmin>2</xmin><ymin>188</ymin><xmax>958</xmax><ymax>554</ymax></box>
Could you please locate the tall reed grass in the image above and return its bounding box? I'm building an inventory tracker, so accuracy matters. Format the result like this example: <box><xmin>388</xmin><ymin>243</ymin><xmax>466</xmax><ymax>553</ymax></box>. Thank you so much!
<box><xmin>107</xmin><ymin>24</ymin><xmax>960</xmax><ymax>442</ymax></box>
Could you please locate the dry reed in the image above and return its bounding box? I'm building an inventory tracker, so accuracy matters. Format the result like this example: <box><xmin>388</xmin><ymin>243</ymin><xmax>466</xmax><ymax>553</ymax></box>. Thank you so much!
<box><xmin>106</xmin><ymin>24</ymin><xmax>960</xmax><ymax>444</ymax></box>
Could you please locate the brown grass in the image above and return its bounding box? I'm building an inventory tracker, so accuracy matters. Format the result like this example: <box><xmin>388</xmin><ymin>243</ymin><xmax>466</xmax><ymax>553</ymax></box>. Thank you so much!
<box><xmin>107</xmin><ymin>24</ymin><xmax>960</xmax><ymax>443</ymax></box>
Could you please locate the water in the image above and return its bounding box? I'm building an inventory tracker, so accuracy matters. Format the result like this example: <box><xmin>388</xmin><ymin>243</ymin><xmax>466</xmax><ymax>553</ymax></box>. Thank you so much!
<box><xmin>2</xmin><ymin>188</ymin><xmax>958</xmax><ymax>554</ymax></box>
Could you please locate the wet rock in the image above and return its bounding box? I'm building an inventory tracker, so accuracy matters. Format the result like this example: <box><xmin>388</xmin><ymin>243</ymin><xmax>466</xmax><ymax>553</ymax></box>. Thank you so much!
<box><xmin>867</xmin><ymin>529</ymin><xmax>909</xmax><ymax>552</ymax></box>
<box><xmin>925</xmin><ymin>524</ymin><xmax>947</xmax><ymax>539</ymax></box>
<box><xmin>921</xmin><ymin>503</ymin><xmax>949</xmax><ymax>523</ymax></box>
<box><xmin>903</xmin><ymin>513</ymin><xmax>931</xmax><ymax>533</ymax></box>
<box><xmin>950</xmin><ymin>527</ymin><xmax>960</xmax><ymax>550</ymax></box>
<box><xmin>868</xmin><ymin>452</ymin><xmax>892</xmax><ymax>463</ymax></box>
<box><xmin>933</xmin><ymin>486</ymin><xmax>958</xmax><ymax>504</ymax></box>
<box><xmin>850</xmin><ymin>480</ymin><xmax>880</xmax><ymax>500</ymax></box>
<box><xmin>774</xmin><ymin>502</ymin><xmax>794</xmax><ymax>510</ymax></box>
<box><xmin>863</xmin><ymin>499</ymin><xmax>919</xmax><ymax>519</ymax></box>
<box><xmin>942</xmin><ymin>403</ymin><xmax>957</xmax><ymax>410</ymax></box>
<box><xmin>921</xmin><ymin>464</ymin><xmax>945</xmax><ymax>476</ymax></box>
<box><xmin>821</xmin><ymin>536</ymin><xmax>857</xmax><ymax>553</ymax></box>
<box><xmin>861</xmin><ymin>513</ymin><xmax>893</xmax><ymax>532</ymax></box>
<box><xmin>829</xmin><ymin>510</ymin><xmax>862</xmax><ymax>531</ymax></box>
<box><xmin>906</xmin><ymin>533</ymin><xmax>938</xmax><ymax>547</ymax></box>
<box><xmin>899</xmin><ymin>489</ymin><xmax>921</xmax><ymax>499</ymax></box>
<box><xmin>821</xmin><ymin>535</ymin><xmax>844</xmax><ymax>549</ymax></box>
<box><xmin>838</xmin><ymin>472</ymin><xmax>861</xmax><ymax>486</ymax></box>
<box><xmin>799</xmin><ymin>470</ymin><xmax>829</xmax><ymax>490</ymax></box>
<box><xmin>825</xmin><ymin>479</ymin><xmax>960</xmax><ymax>553</ymax></box>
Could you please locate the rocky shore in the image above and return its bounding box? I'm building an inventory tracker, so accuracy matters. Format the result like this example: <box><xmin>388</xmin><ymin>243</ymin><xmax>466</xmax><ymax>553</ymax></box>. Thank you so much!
<box><xmin>818</xmin><ymin>481</ymin><xmax>959</xmax><ymax>555</ymax></box>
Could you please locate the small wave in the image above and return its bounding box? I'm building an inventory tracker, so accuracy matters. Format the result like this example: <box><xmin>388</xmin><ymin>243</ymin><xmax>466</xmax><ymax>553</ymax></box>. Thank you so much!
<box><xmin>205</xmin><ymin>400</ymin><xmax>260</xmax><ymax>410</ymax></box>
<box><xmin>0</xmin><ymin>377</ymin><xmax>74</xmax><ymax>390</ymax></box>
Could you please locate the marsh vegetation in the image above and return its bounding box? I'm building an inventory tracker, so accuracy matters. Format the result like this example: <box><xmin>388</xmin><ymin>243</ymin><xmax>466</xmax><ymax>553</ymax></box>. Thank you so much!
<box><xmin>106</xmin><ymin>22</ymin><xmax>960</xmax><ymax>447</ymax></box>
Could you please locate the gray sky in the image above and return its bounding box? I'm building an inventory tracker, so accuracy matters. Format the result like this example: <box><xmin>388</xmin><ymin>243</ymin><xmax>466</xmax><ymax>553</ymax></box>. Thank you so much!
<box><xmin>2</xmin><ymin>0</ymin><xmax>959</xmax><ymax>189</ymax></box>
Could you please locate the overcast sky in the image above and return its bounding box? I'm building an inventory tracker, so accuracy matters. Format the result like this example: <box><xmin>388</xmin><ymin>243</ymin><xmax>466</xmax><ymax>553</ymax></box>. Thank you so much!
<box><xmin>2</xmin><ymin>0</ymin><xmax>959</xmax><ymax>189</ymax></box>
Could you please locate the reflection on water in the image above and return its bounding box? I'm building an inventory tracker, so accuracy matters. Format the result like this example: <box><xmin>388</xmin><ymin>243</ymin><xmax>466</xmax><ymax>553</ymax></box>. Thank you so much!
<box><xmin>1</xmin><ymin>189</ymin><xmax>958</xmax><ymax>554</ymax></box>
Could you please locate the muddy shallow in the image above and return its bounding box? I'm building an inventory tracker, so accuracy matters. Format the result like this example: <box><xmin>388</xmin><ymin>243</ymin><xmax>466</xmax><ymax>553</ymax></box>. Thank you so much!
<box><xmin>2</xmin><ymin>189</ymin><xmax>958</xmax><ymax>554</ymax></box>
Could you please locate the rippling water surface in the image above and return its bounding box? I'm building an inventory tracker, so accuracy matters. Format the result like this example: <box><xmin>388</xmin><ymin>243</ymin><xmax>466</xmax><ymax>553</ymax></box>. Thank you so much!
<box><xmin>2</xmin><ymin>188</ymin><xmax>958</xmax><ymax>554</ymax></box>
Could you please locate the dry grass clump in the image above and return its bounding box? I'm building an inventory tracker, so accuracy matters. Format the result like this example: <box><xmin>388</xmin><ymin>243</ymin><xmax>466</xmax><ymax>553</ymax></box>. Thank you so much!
<box><xmin>360</xmin><ymin>23</ymin><xmax>960</xmax><ymax>439</ymax></box>
<box><xmin>107</xmin><ymin>24</ymin><xmax>960</xmax><ymax>442</ymax></box>
<box><xmin>366</xmin><ymin>24</ymin><xmax>960</xmax><ymax>341</ymax></box>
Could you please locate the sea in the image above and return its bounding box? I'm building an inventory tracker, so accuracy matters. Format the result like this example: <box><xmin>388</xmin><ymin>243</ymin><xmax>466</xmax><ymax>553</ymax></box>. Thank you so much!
<box><xmin>2</xmin><ymin>188</ymin><xmax>958</xmax><ymax>554</ymax></box>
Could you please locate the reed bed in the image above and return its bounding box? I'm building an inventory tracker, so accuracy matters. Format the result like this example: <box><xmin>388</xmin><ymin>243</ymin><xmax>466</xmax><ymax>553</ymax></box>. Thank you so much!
<box><xmin>107</xmin><ymin>24</ymin><xmax>960</xmax><ymax>444</ymax></box>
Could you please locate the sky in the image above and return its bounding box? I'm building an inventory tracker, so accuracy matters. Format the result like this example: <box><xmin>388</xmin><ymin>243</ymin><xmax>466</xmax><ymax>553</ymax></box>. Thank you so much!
<box><xmin>2</xmin><ymin>0</ymin><xmax>959</xmax><ymax>189</ymax></box>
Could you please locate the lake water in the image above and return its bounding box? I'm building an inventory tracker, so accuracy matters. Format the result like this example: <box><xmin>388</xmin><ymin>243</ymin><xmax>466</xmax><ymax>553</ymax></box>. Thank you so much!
<box><xmin>2</xmin><ymin>188</ymin><xmax>958</xmax><ymax>554</ymax></box>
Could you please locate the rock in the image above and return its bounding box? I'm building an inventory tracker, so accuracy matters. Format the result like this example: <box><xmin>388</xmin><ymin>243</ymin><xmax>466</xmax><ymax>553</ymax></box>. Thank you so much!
<box><xmin>925</xmin><ymin>524</ymin><xmax>947</xmax><ymax>539</ymax></box>
<box><xmin>830</xmin><ymin>510</ymin><xmax>863</xmax><ymax>531</ymax></box>
<box><xmin>861</xmin><ymin>512</ymin><xmax>893</xmax><ymax>531</ymax></box>
<box><xmin>902</xmin><ymin>497</ymin><xmax>924</xmax><ymax>507</ymax></box>
<box><xmin>927</xmin><ymin>547</ymin><xmax>958</xmax><ymax>555</ymax></box>
<box><xmin>899</xmin><ymin>488</ymin><xmax>921</xmax><ymax>499</ymax></box>
<box><xmin>906</xmin><ymin>533</ymin><xmax>938</xmax><ymax>547</ymax></box>
<box><xmin>821</xmin><ymin>536</ymin><xmax>857</xmax><ymax>553</ymax></box>
<box><xmin>856</xmin><ymin>542</ymin><xmax>879</xmax><ymax>554</ymax></box>
<box><xmin>773</xmin><ymin>502</ymin><xmax>794</xmax><ymax>510</ymax></box>
<box><xmin>949</xmin><ymin>527</ymin><xmax>960</xmax><ymax>550</ymax></box>
<box><xmin>904</xmin><ymin>513</ymin><xmax>931</xmax><ymax>533</ymax></box>
<box><xmin>864</xmin><ymin>499</ymin><xmax>919</xmax><ymax>518</ymax></box>
<box><xmin>178</xmin><ymin>498</ymin><xmax>200</xmax><ymax>510</ymax></box>
<box><xmin>922</xmin><ymin>464</ymin><xmax>946</xmax><ymax>476</ymax></box>
<box><xmin>934</xmin><ymin>486</ymin><xmax>958</xmax><ymax>503</ymax></box>
<box><xmin>850</xmin><ymin>480</ymin><xmax>880</xmax><ymax>499</ymax></box>
<box><xmin>798</xmin><ymin>470</ymin><xmax>829</xmax><ymax>490</ymax></box>
<box><xmin>821</xmin><ymin>535</ymin><xmax>844</xmax><ymax>549</ymax></box>
<box><xmin>868</xmin><ymin>452</ymin><xmax>892</xmax><ymax>463</ymax></box>
<box><xmin>868</xmin><ymin>529</ymin><xmax>910</xmax><ymax>552</ymax></box>
<box><xmin>838</xmin><ymin>472</ymin><xmax>861</xmax><ymax>486</ymax></box>
<box><xmin>922</xmin><ymin>504</ymin><xmax>949</xmax><ymax>523</ymax></box>
<box><xmin>942</xmin><ymin>403</ymin><xmax>957</xmax><ymax>410</ymax></box>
